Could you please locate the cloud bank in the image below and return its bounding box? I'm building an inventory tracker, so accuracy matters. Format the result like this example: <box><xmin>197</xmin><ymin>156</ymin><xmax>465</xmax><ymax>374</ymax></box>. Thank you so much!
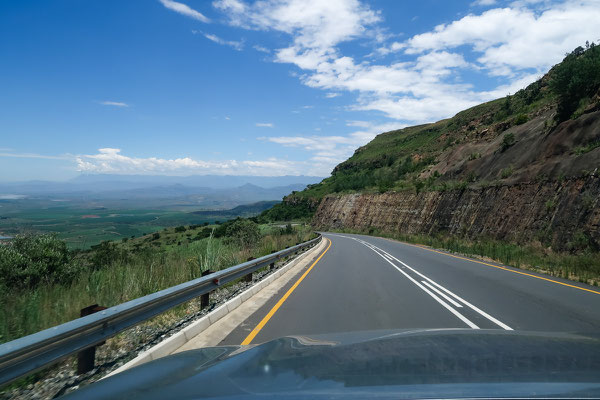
<box><xmin>74</xmin><ymin>148</ymin><xmax>325</xmax><ymax>176</ymax></box>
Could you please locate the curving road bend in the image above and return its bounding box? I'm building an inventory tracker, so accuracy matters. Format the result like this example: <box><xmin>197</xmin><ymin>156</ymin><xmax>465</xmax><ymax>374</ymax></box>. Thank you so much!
<box><xmin>220</xmin><ymin>233</ymin><xmax>600</xmax><ymax>346</ymax></box>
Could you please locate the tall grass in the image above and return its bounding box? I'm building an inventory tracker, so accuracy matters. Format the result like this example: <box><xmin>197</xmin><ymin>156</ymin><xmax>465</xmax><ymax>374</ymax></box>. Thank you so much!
<box><xmin>0</xmin><ymin>227</ymin><xmax>314</xmax><ymax>344</ymax></box>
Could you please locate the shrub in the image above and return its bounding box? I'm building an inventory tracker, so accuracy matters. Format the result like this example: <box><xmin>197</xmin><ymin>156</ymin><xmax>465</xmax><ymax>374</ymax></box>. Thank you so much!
<box><xmin>500</xmin><ymin>166</ymin><xmax>513</xmax><ymax>179</ymax></box>
<box><xmin>514</xmin><ymin>114</ymin><xmax>529</xmax><ymax>125</ymax></box>
<box><xmin>501</xmin><ymin>133</ymin><xmax>516</xmax><ymax>152</ymax></box>
<box><xmin>567</xmin><ymin>231</ymin><xmax>595</xmax><ymax>252</ymax></box>
<box><xmin>575</xmin><ymin>139</ymin><xmax>600</xmax><ymax>155</ymax></box>
<box><xmin>225</xmin><ymin>219</ymin><xmax>261</xmax><ymax>247</ymax></box>
<box><xmin>413</xmin><ymin>178</ymin><xmax>425</xmax><ymax>194</ymax></box>
<box><xmin>89</xmin><ymin>240</ymin><xmax>130</xmax><ymax>270</ymax></box>
<box><xmin>0</xmin><ymin>234</ymin><xmax>80</xmax><ymax>290</ymax></box>
<box><xmin>174</xmin><ymin>226</ymin><xmax>187</xmax><ymax>233</ymax></box>
<box><xmin>283</xmin><ymin>223</ymin><xmax>294</xmax><ymax>235</ymax></box>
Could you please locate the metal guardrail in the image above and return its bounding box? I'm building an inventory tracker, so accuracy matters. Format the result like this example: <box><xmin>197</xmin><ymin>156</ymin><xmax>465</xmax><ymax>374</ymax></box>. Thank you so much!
<box><xmin>0</xmin><ymin>234</ymin><xmax>322</xmax><ymax>386</ymax></box>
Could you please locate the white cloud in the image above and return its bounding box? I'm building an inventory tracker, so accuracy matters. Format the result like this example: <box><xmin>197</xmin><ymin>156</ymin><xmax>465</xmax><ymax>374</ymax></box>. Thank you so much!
<box><xmin>471</xmin><ymin>0</ymin><xmax>497</xmax><ymax>6</ymax></box>
<box><xmin>159</xmin><ymin>0</ymin><xmax>210</xmax><ymax>23</ymax></box>
<box><xmin>99</xmin><ymin>101</ymin><xmax>129</xmax><ymax>107</ymax></box>
<box><xmin>325</xmin><ymin>92</ymin><xmax>341</xmax><ymax>98</ymax></box>
<box><xmin>201</xmin><ymin>32</ymin><xmax>244</xmax><ymax>50</ymax></box>
<box><xmin>75</xmin><ymin>148</ymin><xmax>313</xmax><ymax>176</ymax></box>
<box><xmin>253</xmin><ymin>44</ymin><xmax>270</xmax><ymax>53</ymax></box>
<box><xmin>261</xmin><ymin>121</ymin><xmax>402</xmax><ymax>174</ymax></box>
<box><xmin>346</xmin><ymin>120</ymin><xmax>371</xmax><ymax>128</ymax></box>
<box><xmin>0</xmin><ymin>151</ymin><xmax>70</xmax><ymax>160</ymax></box>
<box><xmin>214</xmin><ymin>0</ymin><xmax>380</xmax><ymax>48</ymax></box>
<box><xmin>214</xmin><ymin>0</ymin><xmax>380</xmax><ymax>71</ymax></box>
<box><xmin>209</xmin><ymin>0</ymin><xmax>485</xmax><ymax>123</ymax></box>
<box><xmin>255</xmin><ymin>122</ymin><xmax>274</xmax><ymax>127</ymax></box>
<box><xmin>372</xmin><ymin>41</ymin><xmax>405</xmax><ymax>56</ymax></box>
<box><xmin>210</xmin><ymin>0</ymin><xmax>599</xmax><ymax>126</ymax></box>
<box><xmin>405</xmin><ymin>2</ymin><xmax>600</xmax><ymax>76</ymax></box>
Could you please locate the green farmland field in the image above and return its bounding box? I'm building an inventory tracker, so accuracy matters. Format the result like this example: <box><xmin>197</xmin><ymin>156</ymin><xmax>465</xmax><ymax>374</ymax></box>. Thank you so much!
<box><xmin>0</xmin><ymin>201</ymin><xmax>221</xmax><ymax>249</ymax></box>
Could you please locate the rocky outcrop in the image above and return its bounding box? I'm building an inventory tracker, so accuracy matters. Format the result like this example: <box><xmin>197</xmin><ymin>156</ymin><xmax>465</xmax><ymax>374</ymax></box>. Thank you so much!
<box><xmin>313</xmin><ymin>176</ymin><xmax>600</xmax><ymax>251</ymax></box>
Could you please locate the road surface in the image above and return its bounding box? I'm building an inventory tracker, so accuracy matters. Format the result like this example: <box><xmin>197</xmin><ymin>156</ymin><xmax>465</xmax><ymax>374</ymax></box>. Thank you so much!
<box><xmin>220</xmin><ymin>233</ymin><xmax>600</xmax><ymax>345</ymax></box>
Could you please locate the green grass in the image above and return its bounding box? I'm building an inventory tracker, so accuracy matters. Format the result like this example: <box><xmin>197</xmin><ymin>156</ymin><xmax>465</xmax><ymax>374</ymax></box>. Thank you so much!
<box><xmin>334</xmin><ymin>228</ymin><xmax>600</xmax><ymax>286</ymax></box>
<box><xmin>574</xmin><ymin>139</ymin><xmax>600</xmax><ymax>155</ymax></box>
<box><xmin>0</xmin><ymin>225</ymin><xmax>315</xmax><ymax>344</ymax></box>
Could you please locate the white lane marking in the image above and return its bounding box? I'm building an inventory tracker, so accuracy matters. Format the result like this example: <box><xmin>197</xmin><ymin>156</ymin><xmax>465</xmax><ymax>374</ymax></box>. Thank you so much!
<box><xmin>359</xmin><ymin>239</ymin><xmax>513</xmax><ymax>331</ymax></box>
<box><xmin>422</xmin><ymin>281</ymin><xmax>463</xmax><ymax>308</ymax></box>
<box><xmin>425</xmin><ymin>279</ymin><xmax>513</xmax><ymax>331</ymax></box>
<box><xmin>374</xmin><ymin>252</ymin><xmax>479</xmax><ymax>329</ymax></box>
<box><xmin>382</xmin><ymin>251</ymin><xmax>513</xmax><ymax>330</ymax></box>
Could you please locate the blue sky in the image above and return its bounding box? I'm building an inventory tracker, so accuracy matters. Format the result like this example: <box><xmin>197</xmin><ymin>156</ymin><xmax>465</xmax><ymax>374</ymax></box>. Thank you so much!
<box><xmin>1</xmin><ymin>0</ymin><xmax>598</xmax><ymax>181</ymax></box>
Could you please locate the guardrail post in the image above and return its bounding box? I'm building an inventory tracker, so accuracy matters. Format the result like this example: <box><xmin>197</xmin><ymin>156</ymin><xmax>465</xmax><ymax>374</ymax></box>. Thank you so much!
<box><xmin>244</xmin><ymin>257</ymin><xmax>254</xmax><ymax>282</ymax></box>
<box><xmin>77</xmin><ymin>304</ymin><xmax>106</xmax><ymax>375</ymax></box>
<box><xmin>201</xmin><ymin>270</ymin><xmax>213</xmax><ymax>309</ymax></box>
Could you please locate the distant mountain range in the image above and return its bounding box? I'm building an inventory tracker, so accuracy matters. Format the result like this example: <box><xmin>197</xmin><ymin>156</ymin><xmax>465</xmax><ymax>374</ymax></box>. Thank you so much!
<box><xmin>0</xmin><ymin>174</ymin><xmax>324</xmax><ymax>210</ymax></box>
<box><xmin>0</xmin><ymin>174</ymin><xmax>323</xmax><ymax>193</ymax></box>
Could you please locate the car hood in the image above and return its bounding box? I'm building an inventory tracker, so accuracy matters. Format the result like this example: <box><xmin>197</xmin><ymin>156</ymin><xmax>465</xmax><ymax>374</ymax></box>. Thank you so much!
<box><xmin>62</xmin><ymin>329</ymin><xmax>600</xmax><ymax>399</ymax></box>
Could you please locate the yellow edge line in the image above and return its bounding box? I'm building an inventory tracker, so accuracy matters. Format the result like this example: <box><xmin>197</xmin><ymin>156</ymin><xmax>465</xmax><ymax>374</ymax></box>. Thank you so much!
<box><xmin>384</xmin><ymin>238</ymin><xmax>600</xmax><ymax>295</ymax></box>
<box><xmin>240</xmin><ymin>238</ymin><xmax>332</xmax><ymax>345</ymax></box>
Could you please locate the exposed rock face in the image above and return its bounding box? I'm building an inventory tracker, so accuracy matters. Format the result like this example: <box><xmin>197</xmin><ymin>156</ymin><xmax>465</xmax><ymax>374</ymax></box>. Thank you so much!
<box><xmin>313</xmin><ymin>176</ymin><xmax>600</xmax><ymax>251</ymax></box>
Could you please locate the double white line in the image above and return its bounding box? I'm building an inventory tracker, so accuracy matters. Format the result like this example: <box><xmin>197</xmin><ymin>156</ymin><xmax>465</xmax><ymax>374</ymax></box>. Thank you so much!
<box><xmin>350</xmin><ymin>236</ymin><xmax>512</xmax><ymax>330</ymax></box>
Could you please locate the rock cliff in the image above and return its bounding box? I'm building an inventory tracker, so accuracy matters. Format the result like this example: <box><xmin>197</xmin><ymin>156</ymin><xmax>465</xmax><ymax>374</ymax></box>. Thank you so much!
<box><xmin>313</xmin><ymin>176</ymin><xmax>600</xmax><ymax>251</ymax></box>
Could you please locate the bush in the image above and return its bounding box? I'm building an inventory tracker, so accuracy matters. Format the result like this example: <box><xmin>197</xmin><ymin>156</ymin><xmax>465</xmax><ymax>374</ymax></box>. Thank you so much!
<box><xmin>89</xmin><ymin>240</ymin><xmax>130</xmax><ymax>270</ymax></box>
<box><xmin>0</xmin><ymin>234</ymin><xmax>80</xmax><ymax>290</ymax></box>
<box><xmin>283</xmin><ymin>223</ymin><xmax>294</xmax><ymax>235</ymax></box>
<box><xmin>413</xmin><ymin>178</ymin><xmax>425</xmax><ymax>194</ymax></box>
<box><xmin>500</xmin><ymin>167</ymin><xmax>513</xmax><ymax>179</ymax></box>
<box><xmin>501</xmin><ymin>133</ymin><xmax>516</xmax><ymax>152</ymax></box>
<box><xmin>174</xmin><ymin>226</ymin><xmax>187</xmax><ymax>233</ymax></box>
<box><xmin>514</xmin><ymin>114</ymin><xmax>529</xmax><ymax>125</ymax></box>
<box><xmin>225</xmin><ymin>219</ymin><xmax>261</xmax><ymax>247</ymax></box>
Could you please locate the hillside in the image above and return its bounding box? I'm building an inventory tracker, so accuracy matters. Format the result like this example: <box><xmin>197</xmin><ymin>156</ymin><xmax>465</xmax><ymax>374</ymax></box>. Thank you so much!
<box><xmin>192</xmin><ymin>200</ymin><xmax>279</xmax><ymax>219</ymax></box>
<box><xmin>265</xmin><ymin>44</ymin><xmax>600</xmax><ymax>252</ymax></box>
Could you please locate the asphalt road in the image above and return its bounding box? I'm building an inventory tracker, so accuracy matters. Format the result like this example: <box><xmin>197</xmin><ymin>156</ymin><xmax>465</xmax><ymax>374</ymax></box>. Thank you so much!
<box><xmin>221</xmin><ymin>233</ymin><xmax>600</xmax><ymax>345</ymax></box>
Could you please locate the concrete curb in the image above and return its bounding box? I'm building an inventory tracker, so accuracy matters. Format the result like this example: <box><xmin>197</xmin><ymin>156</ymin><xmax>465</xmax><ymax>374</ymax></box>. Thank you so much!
<box><xmin>105</xmin><ymin>237</ymin><xmax>323</xmax><ymax>378</ymax></box>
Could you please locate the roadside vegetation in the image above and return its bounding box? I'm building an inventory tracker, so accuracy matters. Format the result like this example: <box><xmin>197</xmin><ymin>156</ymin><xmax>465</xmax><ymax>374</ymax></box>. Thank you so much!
<box><xmin>0</xmin><ymin>220</ymin><xmax>314</xmax><ymax>344</ymax></box>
